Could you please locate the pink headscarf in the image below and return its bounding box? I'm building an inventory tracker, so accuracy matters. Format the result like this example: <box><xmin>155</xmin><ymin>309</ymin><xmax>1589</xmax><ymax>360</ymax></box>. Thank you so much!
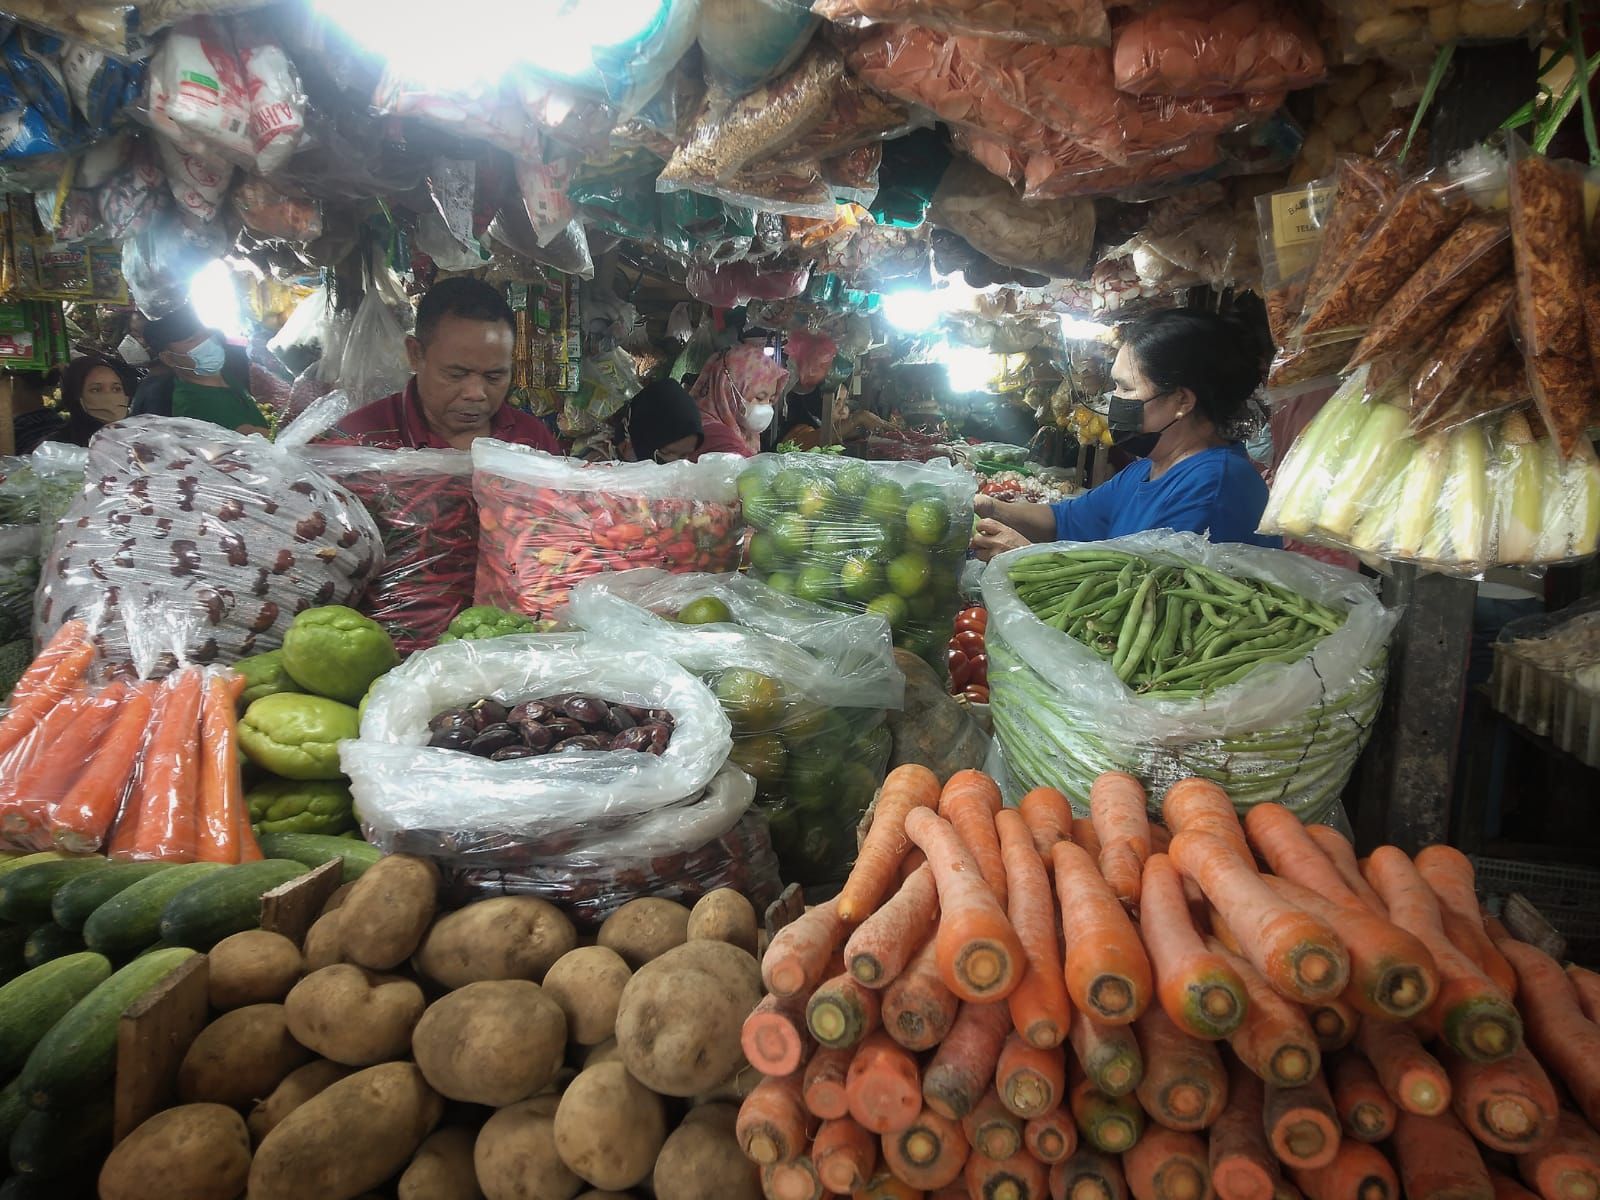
<box><xmin>786</xmin><ymin>330</ymin><xmax>838</xmax><ymax>392</ymax></box>
<box><xmin>691</xmin><ymin>344</ymin><xmax>791</xmax><ymax>454</ymax></box>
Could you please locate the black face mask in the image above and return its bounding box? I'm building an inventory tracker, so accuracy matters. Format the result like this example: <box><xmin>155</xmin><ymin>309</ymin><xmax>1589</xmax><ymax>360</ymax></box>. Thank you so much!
<box><xmin>1106</xmin><ymin>392</ymin><xmax>1180</xmax><ymax>459</ymax></box>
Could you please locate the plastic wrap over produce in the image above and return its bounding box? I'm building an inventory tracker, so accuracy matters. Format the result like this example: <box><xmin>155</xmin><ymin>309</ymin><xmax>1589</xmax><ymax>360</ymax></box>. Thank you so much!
<box><xmin>344</xmin><ymin>634</ymin><xmax>735</xmax><ymax>860</ymax></box>
<box><xmin>33</xmin><ymin>404</ymin><xmax>383</xmax><ymax>673</ymax></box>
<box><xmin>815</xmin><ymin>0</ymin><xmax>1111</xmax><ymax>47</ymax></box>
<box><xmin>1110</xmin><ymin>0</ymin><xmax>1325</xmax><ymax>98</ymax></box>
<box><xmin>981</xmin><ymin>532</ymin><xmax>1397</xmax><ymax>822</ymax></box>
<box><xmin>0</xmin><ymin>524</ymin><xmax>40</xmax><ymax>646</ymax></box>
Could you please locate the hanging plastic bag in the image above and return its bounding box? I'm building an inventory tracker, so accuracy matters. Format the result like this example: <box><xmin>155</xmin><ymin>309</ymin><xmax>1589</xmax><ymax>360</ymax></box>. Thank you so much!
<box><xmin>153</xmin><ymin>130</ymin><xmax>235</xmax><ymax>223</ymax></box>
<box><xmin>60</xmin><ymin>42</ymin><xmax>144</xmax><ymax>133</ymax></box>
<box><xmin>530</xmin><ymin>0</ymin><xmax>702</xmax><ymax>116</ymax></box>
<box><xmin>147</xmin><ymin>17</ymin><xmax>254</xmax><ymax>165</ymax></box>
<box><xmin>698</xmin><ymin>0</ymin><xmax>819</xmax><ymax>94</ymax></box>
<box><xmin>1110</xmin><ymin>0</ymin><xmax>1325</xmax><ymax>98</ymax></box>
<box><xmin>336</xmin><ymin>261</ymin><xmax>414</xmax><ymax>410</ymax></box>
<box><xmin>96</xmin><ymin>141</ymin><xmax>165</xmax><ymax>240</ymax></box>
<box><xmin>0</xmin><ymin>525</ymin><xmax>39</xmax><ymax>645</ymax></box>
<box><xmin>121</xmin><ymin>207</ymin><xmax>228</xmax><ymax>319</ymax></box>
<box><xmin>231</xmin><ymin>175</ymin><xmax>323</xmax><ymax>241</ymax></box>
<box><xmin>928</xmin><ymin>156</ymin><xmax>1095</xmax><ymax>278</ymax></box>
<box><xmin>234</xmin><ymin>15</ymin><xmax>304</xmax><ymax>176</ymax></box>
<box><xmin>3</xmin><ymin>30</ymin><xmax>72</xmax><ymax>132</ymax></box>
<box><xmin>685</xmin><ymin>260</ymin><xmax>813</xmax><ymax>306</ymax></box>
<box><xmin>816</xmin><ymin>0</ymin><xmax>1110</xmax><ymax>47</ymax></box>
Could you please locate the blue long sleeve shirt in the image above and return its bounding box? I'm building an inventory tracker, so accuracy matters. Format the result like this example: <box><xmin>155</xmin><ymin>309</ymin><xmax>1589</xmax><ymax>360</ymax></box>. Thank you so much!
<box><xmin>1049</xmin><ymin>443</ymin><xmax>1280</xmax><ymax>547</ymax></box>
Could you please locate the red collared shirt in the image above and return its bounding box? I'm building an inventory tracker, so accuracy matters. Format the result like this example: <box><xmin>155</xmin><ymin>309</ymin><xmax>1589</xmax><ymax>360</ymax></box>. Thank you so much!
<box><xmin>329</xmin><ymin>380</ymin><xmax>562</xmax><ymax>454</ymax></box>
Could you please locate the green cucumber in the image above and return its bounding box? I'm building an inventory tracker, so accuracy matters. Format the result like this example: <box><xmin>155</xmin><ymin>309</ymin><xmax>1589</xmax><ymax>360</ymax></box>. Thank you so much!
<box><xmin>21</xmin><ymin>926</ymin><xmax>83</xmax><ymax>970</ymax></box>
<box><xmin>255</xmin><ymin>832</ymin><xmax>382</xmax><ymax>882</ymax></box>
<box><xmin>0</xmin><ymin>953</ymin><xmax>112</xmax><ymax>1074</ymax></box>
<box><xmin>0</xmin><ymin>861</ymin><xmax>113</xmax><ymax>925</ymax></box>
<box><xmin>81</xmin><ymin>863</ymin><xmax>226</xmax><ymax>959</ymax></box>
<box><xmin>15</xmin><ymin>947</ymin><xmax>196</xmax><ymax>1110</ymax></box>
<box><xmin>0</xmin><ymin>1169</ymin><xmax>97</xmax><ymax>1200</ymax></box>
<box><xmin>158</xmin><ymin>860</ymin><xmax>309</xmax><ymax>950</ymax></box>
<box><xmin>0</xmin><ymin>1081</ymin><xmax>26</xmax><ymax>1146</ymax></box>
<box><xmin>9</xmin><ymin>1097</ymin><xmax>111</xmax><ymax>1175</ymax></box>
<box><xmin>51</xmin><ymin>862</ymin><xmax>178</xmax><ymax>932</ymax></box>
<box><xmin>0</xmin><ymin>855</ymin><xmax>71</xmax><ymax>881</ymax></box>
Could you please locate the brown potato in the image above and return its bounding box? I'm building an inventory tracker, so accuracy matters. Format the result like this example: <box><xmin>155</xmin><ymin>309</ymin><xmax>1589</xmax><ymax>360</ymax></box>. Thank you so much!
<box><xmin>596</xmin><ymin>899</ymin><xmax>690</xmax><ymax>969</ymax></box>
<box><xmin>99</xmin><ymin>1103</ymin><xmax>251</xmax><ymax>1200</ymax></box>
<box><xmin>582</xmin><ymin>1039</ymin><xmax>623</xmax><ymax>1069</ymax></box>
<box><xmin>248</xmin><ymin>1062</ymin><xmax>443</xmax><ymax>1200</ymax></box>
<box><xmin>178</xmin><ymin>1004</ymin><xmax>312</xmax><ymax>1109</ymax></box>
<box><xmin>541</xmin><ymin>947</ymin><xmax>630</xmax><ymax>1046</ymax></box>
<box><xmin>412</xmin><ymin>980</ymin><xmax>566</xmax><ymax>1107</ymax></box>
<box><xmin>686</xmin><ymin>890</ymin><xmax>757</xmax><ymax>956</ymax></box>
<box><xmin>574</xmin><ymin>1194</ymin><xmax>637</xmax><ymax>1200</ymax></box>
<box><xmin>414</xmin><ymin>896</ymin><xmax>576</xmax><ymax>990</ymax></box>
<box><xmin>339</xmin><ymin>853</ymin><xmax>440</xmax><ymax>970</ymax></box>
<box><xmin>553</xmin><ymin>1063</ymin><xmax>666</xmax><ymax>1191</ymax></box>
<box><xmin>248</xmin><ymin>1060</ymin><xmax>355</xmax><ymax>1144</ymax></box>
<box><xmin>475</xmin><ymin>1097</ymin><xmax>581</xmax><ymax>1200</ymax></box>
<box><xmin>653</xmin><ymin>1104</ymin><xmax>760</xmax><ymax>1200</ymax></box>
<box><xmin>285</xmin><ymin>964</ymin><xmax>426</xmax><ymax>1066</ymax></box>
<box><xmin>322</xmin><ymin>880</ymin><xmax>356</xmax><ymax>915</ymax></box>
<box><xmin>208</xmin><ymin>930</ymin><xmax>304</xmax><ymax>1010</ymax></box>
<box><xmin>304</xmin><ymin>908</ymin><xmax>344</xmax><ymax>970</ymax></box>
<box><xmin>399</xmin><ymin>1127</ymin><xmax>483</xmax><ymax>1200</ymax></box>
<box><xmin>614</xmin><ymin>942</ymin><xmax>761</xmax><ymax>1097</ymax></box>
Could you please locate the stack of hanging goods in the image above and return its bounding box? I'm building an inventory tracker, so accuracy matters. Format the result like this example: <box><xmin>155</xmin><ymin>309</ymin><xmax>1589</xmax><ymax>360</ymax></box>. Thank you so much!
<box><xmin>735</xmin><ymin>764</ymin><xmax>1600</xmax><ymax>1200</ymax></box>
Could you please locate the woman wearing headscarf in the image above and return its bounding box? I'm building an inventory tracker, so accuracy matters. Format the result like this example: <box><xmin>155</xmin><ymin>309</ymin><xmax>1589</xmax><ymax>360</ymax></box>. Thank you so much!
<box><xmin>55</xmin><ymin>355</ymin><xmax>137</xmax><ymax>446</ymax></box>
<box><xmin>690</xmin><ymin>343</ymin><xmax>790</xmax><ymax>456</ymax></box>
<box><xmin>773</xmin><ymin>329</ymin><xmax>838</xmax><ymax>448</ymax></box>
<box><xmin>622</xmin><ymin>378</ymin><xmax>747</xmax><ymax>464</ymax></box>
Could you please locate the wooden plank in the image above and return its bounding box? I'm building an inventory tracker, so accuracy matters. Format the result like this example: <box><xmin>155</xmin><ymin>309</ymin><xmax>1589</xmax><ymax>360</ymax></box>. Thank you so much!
<box><xmin>114</xmin><ymin>952</ymin><xmax>209</xmax><ymax>1143</ymax></box>
<box><xmin>1502</xmin><ymin>893</ymin><xmax>1568</xmax><ymax>962</ymax></box>
<box><xmin>259</xmin><ymin>859</ymin><xmax>342</xmax><ymax>946</ymax></box>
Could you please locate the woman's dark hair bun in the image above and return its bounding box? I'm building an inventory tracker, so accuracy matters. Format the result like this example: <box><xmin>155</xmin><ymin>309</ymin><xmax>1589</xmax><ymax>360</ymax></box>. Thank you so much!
<box><xmin>1122</xmin><ymin>309</ymin><xmax>1263</xmax><ymax>428</ymax></box>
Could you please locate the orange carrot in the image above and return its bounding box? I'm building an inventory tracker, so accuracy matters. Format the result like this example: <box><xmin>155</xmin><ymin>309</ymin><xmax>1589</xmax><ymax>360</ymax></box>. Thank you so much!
<box><xmin>1442</xmin><ymin>1043</ymin><xmax>1558</xmax><ymax>1154</ymax></box>
<box><xmin>762</xmin><ymin>1155</ymin><xmax>822</xmax><ymax>1200</ymax></box>
<box><xmin>966</xmin><ymin>1148</ymin><xmax>1049</xmax><ymax>1200</ymax></box>
<box><xmin>1132</xmin><ymin>1006</ymin><xmax>1225</xmax><ymax>1133</ymax></box>
<box><xmin>897</xmin><ymin>848</ymin><xmax>927</xmax><ymax>885</ymax></box>
<box><xmin>1328</xmin><ymin>1053</ymin><xmax>1396</xmax><ymax>1143</ymax></box>
<box><xmin>1090</xmin><ymin>771</ymin><xmax>1151</xmax><ymax>906</ymax></box>
<box><xmin>1052</xmin><ymin>838</ymin><xmax>1152</xmax><ymax>1024</ymax></box>
<box><xmin>882</xmin><ymin>938</ymin><xmax>959</xmax><ymax>1052</ymax></box>
<box><xmin>1243</xmin><ymin>805</ymin><xmax>1371</xmax><ymax>906</ymax></box>
<box><xmin>1363</xmin><ymin>847</ymin><xmax>1520</xmax><ymax>1063</ymax></box>
<box><xmin>846</xmin><ymin>1031</ymin><xmax>922</xmax><ymax>1135</ymax></box>
<box><xmin>906</xmin><ymin>807</ymin><xmax>1024</xmax><ymax>1002</ymax></box>
<box><xmin>196</xmin><ymin>673</ymin><xmax>244</xmax><ymax>863</ymax></box>
<box><xmin>1567</xmin><ymin>964</ymin><xmax>1600</xmax><ymax>1024</ymax></box>
<box><xmin>996</xmin><ymin>808</ymin><xmax>1071</xmax><ymax>1049</ymax></box>
<box><xmin>765</xmin><ymin>903</ymin><xmax>848</xmax><ymax>998</ymax></box>
<box><xmin>1209</xmin><ymin>938</ymin><xmax>1321</xmax><ymax>1088</ymax></box>
<box><xmin>1160</xmin><ymin>777</ymin><xmax>1249</xmax><ymax>856</ymax></box>
<box><xmin>1070</xmin><ymin>1075</ymin><xmax>1145</xmax><ymax>1154</ymax></box>
<box><xmin>853</xmin><ymin>1169</ymin><xmax>923</xmax><ymax>1200</ymax></box>
<box><xmin>807</xmin><ymin>970</ymin><xmax>882</xmax><ymax>1050</ymax></box>
<box><xmin>1141</xmin><ymin>852</ymin><xmax>1247</xmax><ymax>1039</ymax></box>
<box><xmin>1069</xmin><ymin>1013</ymin><xmax>1143</xmax><ymax>1097</ymax></box>
<box><xmin>1353</xmin><ymin>1015</ymin><xmax>1449</xmax><ymax>1116</ymax></box>
<box><xmin>0</xmin><ymin>689</ymin><xmax>89</xmax><ymax>829</ymax></box>
<box><xmin>1414</xmin><ymin>846</ymin><xmax>1516</xmax><ymax>1001</ymax></box>
<box><xmin>103</xmin><ymin>771</ymin><xmax>143</xmax><ymax>862</ymax></box>
<box><xmin>1261</xmin><ymin>874</ymin><xmax>1436</xmax><ymax>1022</ymax></box>
<box><xmin>882</xmin><ymin>1105</ymin><xmax>970</xmax><ymax>1191</ymax></box>
<box><xmin>996</xmin><ymin>1032</ymin><xmax>1065</xmax><ymax>1120</ymax></box>
<box><xmin>50</xmin><ymin>681</ymin><xmax>156</xmax><ymax>854</ymax></box>
<box><xmin>1171</xmin><ymin>830</ymin><xmax>1348</xmax><ymax>1003</ymax></box>
<box><xmin>1073</xmin><ymin>817</ymin><xmax>1104</xmax><ymax>861</ymax></box>
<box><xmin>738</xmin><ymin>1072</ymin><xmax>815</xmax><ymax>1166</ymax></box>
<box><xmin>846</xmin><ymin>863</ymin><xmax>939</xmax><ymax>988</ymax></box>
<box><xmin>1053</xmin><ymin>1148</ymin><xmax>1130</xmax><ymax>1200</ymax></box>
<box><xmin>1019</xmin><ymin>786</ymin><xmax>1075</xmax><ymax>858</ymax></box>
<box><xmin>5</xmin><ymin>681</ymin><xmax>126</xmax><ymax>841</ymax></box>
<box><xmin>1302</xmin><ymin>827</ymin><xmax>1386</xmax><ymax>913</ymax></box>
<box><xmin>1211</xmin><ymin>1060</ymin><xmax>1280</xmax><ymax>1200</ymax></box>
<box><xmin>923</xmin><ymin>1002</ymin><xmax>1011</xmax><ymax>1121</ymax></box>
<box><xmin>1290</xmin><ymin>1139</ymin><xmax>1399</xmax><ymax>1200</ymax></box>
<box><xmin>130</xmin><ymin>667</ymin><xmax>205</xmax><ymax>862</ymax></box>
<box><xmin>1392</xmin><ymin>1109</ymin><xmax>1493</xmax><ymax>1200</ymax></box>
<box><xmin>1304</xmin><ymin>995</ymin><xmax>1358</xmax><ymax>1053</ymax></box>
<box><xmin>744</xmin><ymin>991</ymin><xmax>814</xmax><ymax>1077</ymax></box>
<box><xmin>962</xmin><ymin>1088</ymin><xmax>1024</xmax><ymax>1161</ymax></box>
<box><xmin>942</xmin><ymin>773</ymin><xmax>1008</xmax><ymax>907</ymax></box>
<box><xmin>1123</xmin><ymin>1126</ymin><xmax>1209</xmax><ymax>1200</ymax></box>
<box><xmin>803</xmin><ymin>1045</ymin><xmax>853</xmax><ymax>1120</ymax></box>
<box><xmin>1491</xmin><ymin>1172</ymin><xmax>1542</xmax><ymax>1200</ymax></box>
<box><xmin>1515</xmin><ymin>1111</ymin><xmax>1600</xmax><ymax>1200</ymax></box>
<box><xmin>1264</xmin><ymin>1076</ymin><xmax>1341</xmax><ymax>1171</ymax></box>
<box><xmin>838</xmin><ymin>763</ymin><xmax>941</xmax><ymax>923</ymax></box>
<box><xmin>814</xmin><ymin>1117</ymin><xmax>877</xmax><ymax>1195</ymax></box>
<box><xmin>1025</xmin><ymin>1107</ymin><xmax>1077</xmax><ymax>1165</ymax></box>
<box><xmin>0</xmin><ymin>620</ymin><xmax>94</xmax><ymax>759</ymax></box>
<box><xmin>1492</xmin><ymin>935</ymin><xmax>1600</xmax><ymax>1129</ymax></box>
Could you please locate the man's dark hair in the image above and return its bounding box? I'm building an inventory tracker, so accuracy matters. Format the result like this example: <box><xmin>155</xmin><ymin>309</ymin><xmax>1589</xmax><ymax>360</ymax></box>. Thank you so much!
<box><xmin>414</xmin><ymin>277</ymin><xmax>516</xmax><ymax>346</ymax></box>
<box><xmin>143</xmin><ymin>303</ymin><xmax>205</xmax><ymax>353</ymax></box>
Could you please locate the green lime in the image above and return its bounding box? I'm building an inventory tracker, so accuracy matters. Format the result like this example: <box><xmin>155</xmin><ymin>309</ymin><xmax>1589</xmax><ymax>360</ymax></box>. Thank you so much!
<box><xmin>907</xmin><ymin>590</ymin><xmax>940</xmax><ymax>621</ymax></box>
<box><xmin>737</xmin><ymin>469</ymin><xmax>767</xmax><ymax>506</ymax></box>
<box><xmin>855</xmin><ymin>722</ymin><xmax>892</xmax><ymax>765</ymax></box>
<box><xmin>677</xmin><ymin>595</ymin><xmax>733</xmax><ymax>625</ymax></box>
<box><xmin>771</xmin><ymin>514</ymin><xmax>810</xmax><ymax>557</ymax></box>
<box><xmin>786</xmin><ymin>745</ymin><xmax>838</xmax><ymax>795</ymax></box>
<box><xmin>781</xmin><ymin>701</ymin><xmax>833</xmax><ymax>742</ymax></box>
<box><xmin>839</xmin><ymin>554</ymin><xmax>885</xmax><ymax>602</ymax></box>
<box><xmin>743</xmin><ymin>491</ymin><xmax>777</xmax><ymax>530</ymax></box>
<box><xmin>749</xmin><ymin>532</ymin><xmax>783</xmax><ymax>573</ymax></box>
<box><xmin>907</xmin><ymin>482</ymin><xmax>945</xmax><ymax>505</ymax></box>
<box><xmin>837</xmin><ymin>461</ymin><xmax>874</xmax><ymax>501</ymax></box>
<box><xmin>730</xmin><ymin>733</ymin><xmax>788</xmax><ymax>791</ymax></box>
<box><xmin>863</xmin><ymin>480</ymin><xmax>906</xmax><ymax>526</ymax></box>
<box><xmin>838</xmin><ymin>761</ymin><xmax>879</xmax><ymax>813</ymax></box>
<box><xmin>906</xmin><ymin>497</ymin><xmax>951</xmax><ymax>545</ymax></box>
<box><xmin>771</xmin><ymin>468</ymin><xmax>808</xmax><ymax>501</ymax></box>
<box><xmin>867</xmin><ymin>593</ymin><xmax>909</xmax><ymax>630</ymax></box>
<box><xmin>765</xmin><ymin>571</ymin><xmax>797</xmax><ymax>596</ymax></box>
<box><xmin>927</xmin><ymin>567</ymin><xmax>958</xmax><ymax>601</ymax></box>
<box><xmin>795</xmin><ymin>565</ymin><xmax>838</xmax><ymax>604</ymax></box>
<box><xmin>715</xmin><ymin>668</ymin><xmax>786</xmax><ymax>733</ymax></box>
<box><xmin>797</xmin><ymin>481</ymin><xmax>839</xmax><ymax>521</ymax></box>
<box><xmin>887</xmin><ymin>550</ymin><xmax>932</xmax><ymax>597</ymax></box>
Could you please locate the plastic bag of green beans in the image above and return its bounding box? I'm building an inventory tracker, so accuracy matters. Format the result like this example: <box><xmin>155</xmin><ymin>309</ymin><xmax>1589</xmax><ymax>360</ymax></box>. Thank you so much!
<box><xmin>981</xmin><ymin>530</ymin><xmax>1397</xmax><ymax>824</ymax></box>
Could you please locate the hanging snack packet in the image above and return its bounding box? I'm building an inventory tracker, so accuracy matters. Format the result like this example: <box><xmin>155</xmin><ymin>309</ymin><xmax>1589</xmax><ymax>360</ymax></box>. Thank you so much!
<box><xmin>1408</xmin><ymin>275</ymin><xmax>1514</xmax><ymax>430</ymax></box>
<box><xmin>1508</xmin><ymin>143</ymin><xmax>1587</xmax><ymax>361</ymax></box>
<box><xmin>1111</xmin><ymin>0</ymin><xmax>1324</xmax><ymax>98</ymax></box>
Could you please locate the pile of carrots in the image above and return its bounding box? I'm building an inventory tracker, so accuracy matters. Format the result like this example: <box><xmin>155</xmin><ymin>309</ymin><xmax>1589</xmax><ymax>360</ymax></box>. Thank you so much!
<box><xmin>0</xmin><ymin>621</ymin><xmax>261</xmax><ymax>863</ymax></box>
<box><xmin>735</xmin><ymin>763</ymin><xmax>1600</xmax><ymax>1200</ymax></box>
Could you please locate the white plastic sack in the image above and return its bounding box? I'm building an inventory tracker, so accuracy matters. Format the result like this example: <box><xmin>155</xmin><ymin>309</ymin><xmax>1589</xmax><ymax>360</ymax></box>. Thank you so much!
<box><xmin>235</xmin><ymin>16</ymin><xmax>305</xmax><ymax>175</ymax></box>
<box><xmin>147</xmin><ymin>17</ymin><xmax>253</xmax><ymax>165</ymax></box>
<box><xmin>344</xmin><ymin>633</ymin><xmax>735</xmax><ymax>853</ymax></box>
<box><xmin>336</xmin><ymin>273</ymin><xmax>414</xmax><ymax>409</ymax></box>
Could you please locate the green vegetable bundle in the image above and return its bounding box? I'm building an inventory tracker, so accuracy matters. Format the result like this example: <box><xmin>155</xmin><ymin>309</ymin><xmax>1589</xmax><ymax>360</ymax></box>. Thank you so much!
<box><xmin>983</xmin><ymin>533</ymin><xmax>1397</xmax><ymax>824</ymax></box>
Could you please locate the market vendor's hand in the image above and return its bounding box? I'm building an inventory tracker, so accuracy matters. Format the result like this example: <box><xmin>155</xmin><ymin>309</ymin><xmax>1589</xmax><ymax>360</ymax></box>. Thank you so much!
<box><xmin>972</xmin><ymin>517</ymin><xmax>1030</xmax><ymax>562</ymax></box>
<box><xmin>973</xmin><ymin>493</ymin><xmax>999</xmax><ymax>520</ymax></box>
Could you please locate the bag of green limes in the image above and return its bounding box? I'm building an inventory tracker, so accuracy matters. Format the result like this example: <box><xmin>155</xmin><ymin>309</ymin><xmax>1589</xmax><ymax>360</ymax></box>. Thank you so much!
<box><xmin>564</xmin><ymin>568</ymin><xmax>905</xmax><ymax>888</ymax></box>
<box><xmin>737</xmin><ymin>454</ymin><xmax>977</xmax><ymax>664</ymax></box>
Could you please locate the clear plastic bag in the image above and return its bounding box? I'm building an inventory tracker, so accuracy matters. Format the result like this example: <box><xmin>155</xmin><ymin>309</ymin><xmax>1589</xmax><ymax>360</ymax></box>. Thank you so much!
<box><xmin>336</xmin><ymin>271</ymin><xmax>414</xmax><ymax>409</ymax></box>
<box><xmin>816</xmin><ymin>0</ymin><xmax>1110</xmax><ymax>47</ymax></box>
<box><xmin>33</xmin><ymin>407</ymin><xmax>384</xmax><ymax>673</ymax></box>
<box><xmin>685</xmin><ymin>261</ymin><xmax>813</xmax><ymax>306</ymax></box>
<box><xmin>927</xmin><ymin>156</ymin><xmax>1095</xmax><ymax>279</ymax></box>
<box><xmin>153</xmin><ymin>130</ymin><xmax>235</xmax><ymax>223</ymax></box>
<box><xmin>344</xmin><ymin>633</ymin><xmax>735</xmax><ymax>856</ymax></box>
<box><xmin>471</xmin><ymin>440</ymin><xmax>745</xmax><ymax>621</ymax></box>
<box><xmin>233</xmin><ymin>14</ymin><xmax>304</xmax><ymax>175</ymax></box>
<box><xmin>232</xmin><ymin>176</ymin><xmax>322</xmax><ymax>242</ymax></box>
<box><xmin>982</xmin><ymin>531</ymin><xmax>1397</xmax><ymax>821</ymax></box>
<box><xmin>1110</xmin><ymin>0</ymin><xmax>1325</xmax><ymax>98</ymax></box>
<box><xmin>0</xmin><ymin>524</ymin><xmax>40</xmax><ymax>644</ymax></box>
<box><xmin>28</xmin><ymin>440</ymin><xmax>87</xmax><ymax>533</ymax></box>
<box><xmin>146</xmin><ymin>16</ymin><xmax>254</xmax><ymax>165</ymax></box>
<box><xmin>698</xmin><ymin>0</ymin><xmax>818</xmax><ymax>94</ymax></box>
<box><xmin>121</xmin><ymin>208</ymin><xmax>226</xmax><ymax>318</ymax></box>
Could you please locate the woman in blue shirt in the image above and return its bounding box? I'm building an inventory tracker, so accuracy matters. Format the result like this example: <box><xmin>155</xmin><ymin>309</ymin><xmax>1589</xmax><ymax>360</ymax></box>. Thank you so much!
<box><xmin>973</xmin><ymin>310</ymin><xmax>1279</xmax><ymax>559</ymax></box>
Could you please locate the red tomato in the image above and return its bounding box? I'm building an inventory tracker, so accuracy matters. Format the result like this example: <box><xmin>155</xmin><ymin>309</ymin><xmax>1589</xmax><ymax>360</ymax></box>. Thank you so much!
<box><xmin>946</xmin><ymin>648</ymin><xmax>972</xmax><ymax>692</ymax></box>
<box><xmin>966</xmin><ymin>652</ymin><xmax>988</xmax><ymax>685</ymax></box>
<box><xmin>953</xmin><ymin>629</ymin><xmax>985</xmax><ymax>657</ymax></box>
<box><xmin>954</xmin><ymin>607</ymin><xmax>989</xmax><ymax>634</ymax></box>
<box><xmin>963</xmin><ymin>684</ymin><xmax>990</xmax><ymax>705</ymax></box>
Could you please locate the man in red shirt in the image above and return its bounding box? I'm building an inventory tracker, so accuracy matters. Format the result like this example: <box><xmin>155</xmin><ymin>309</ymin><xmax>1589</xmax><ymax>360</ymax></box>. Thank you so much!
<box><xmin>329</xmin><ymin>277</ymin><xmax>561</xmax><ymax>454</ymax></box>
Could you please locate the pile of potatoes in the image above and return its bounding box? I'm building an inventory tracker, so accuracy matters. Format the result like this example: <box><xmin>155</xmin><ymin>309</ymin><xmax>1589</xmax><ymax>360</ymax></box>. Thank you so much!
<box><xmin>96</xmin><ymin>854</ymin><xmax>767</xmax><ymax>1200</ymax></box>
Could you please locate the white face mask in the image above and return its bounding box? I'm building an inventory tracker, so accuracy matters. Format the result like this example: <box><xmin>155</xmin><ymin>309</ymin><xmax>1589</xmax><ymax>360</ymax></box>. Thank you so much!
<box><xmin>742</xmin><ymin>403</ymin><xmax>775</xmax><ymax>433</ymax></box>
<box><xmin>117</xmin><ymin>335</ymin><xmax>149</xmax><ymax>365</ymax></box>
